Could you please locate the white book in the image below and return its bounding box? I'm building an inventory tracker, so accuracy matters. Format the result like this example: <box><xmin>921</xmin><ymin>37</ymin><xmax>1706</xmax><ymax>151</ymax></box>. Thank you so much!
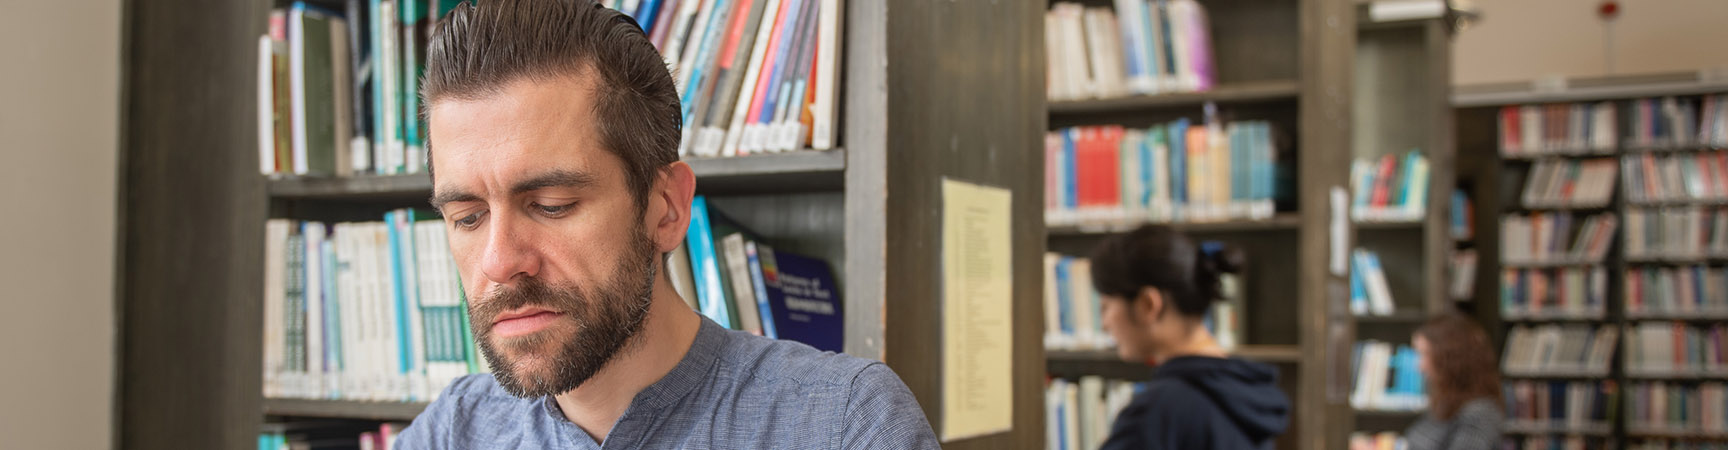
<box><xmin>336</xmin><ymin>224</ymin><xmax>363</xmax><ymax>399</ymax></box>
<box><xmin>400</xmin><ymin>216</ymin><xmax>428</xmax><ymax>400</ymax></box>
<box><xmin>1360</xmin><ymin>250</ymin><xmax>1395</xmax><ymax>315</ymax></box>
<box><xmin>661</xmin><ymin>0</ymin><xmax>707</xmax><ymax>72</ymax></box>
<box><xmin>1081</xmin><ymin>9</ymin><xmax>1117</xmax><ymax>99</ymax></box>
<box><xmin>808</xmin><ymin>0</ymin><xmax>842</xmax><ymax>150</ymax></box>
<box><xmin>1045</xmin><ymin>381</ymin><xmax>1065</xmax><ymax>450</ymax></box>
<box><xmin>288</xmin><ymin>8</ymin><xmax>311</xmax><ymax>175</ymax></box>
<box><xmin>674</xmin><ymin>0</ymin><xmax>720</xmax><ymax>92</ymax></box>
<box><xmin>1045</xmin><ymin>13</ymin><xmax>1067</xmax><ymax>101</ymax></box>
<box><xmin>669</xmin><ymin>243</ymin><xmax>700</xmax><ymax>311</ymax></box>
<box><xmin>304</xmin><ymin>223</ymin><xmax>326</xmax><ymax>397</ymax></box>
<box><xmin>1078</xmin><ymin>376</ymin><xmax>1105</xmax><ymax>450</ymax></box>
<box><xmin>720</xmin><ymin>233</ymin><xmax>764</xmax><ymax>335</ymax></box>
<box><xmin>258</xmin><ymin>35</ymin><xmax>279</xmax><ymax>176</ymax></box>
<box><xmin>380</xmin><ymin>1</ymin><xmax>401</xmax><ymax>174</ymax></box>
<box><xmin>1063</xmin><ymin>382</ymin><xmax>1082</xmax><ymax>450</ymax></box>
<box><xmin>1043</xmin><ymin>253</ymin><xmax>1062</xmax><ymax>345</ymax></box>
<box><xmin>1112</xmin><ymin>0</ymin><xmax>1152</xmax><ymax>94</ymax></box>
<box><xmin>1067</xmin><ymin>258</ymin><xmax>1096</xmax><ymax>347</ymax></box>
<box><xmin>264</xmin><ymin>220</ymin><xmax>292</xmax><ymax>397</ymax></box>
<box><xmin>1062</xmin><ymin>5</ymin><xmax>1093</xmax><ymax>99</ymax></box>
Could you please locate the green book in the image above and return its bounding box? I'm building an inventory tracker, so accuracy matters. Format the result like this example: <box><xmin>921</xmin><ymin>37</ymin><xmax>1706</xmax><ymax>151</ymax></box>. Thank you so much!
<box><xmin>291</xmin><ymin>4</ymin><xmax>339</xmax><ymax>176</ymax></box>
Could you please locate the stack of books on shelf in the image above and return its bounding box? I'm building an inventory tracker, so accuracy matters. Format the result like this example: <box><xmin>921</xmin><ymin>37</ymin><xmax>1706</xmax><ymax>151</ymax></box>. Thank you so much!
<box><xmin>1497</xmin><ymin>102</ymin><xmax>1618</xmax><ymax>157</ymax></box>
<box><xmin>1630</xmin><ymin>440</ymin><xmax>1728</xmax><ymax>450</ymax></box>
<box><xmin>1349</xmin><ymin>150</ymin><xmax>1430</xmax><ymax>222</ymax></box>
<box><xmin>1045</xmin><ymin>377</ymin><xmax>1140</xmax><ymax>450</ymax></box>
<box><xmin>1042</xmin><ymin>252</ymin><xmax>1243</xmax><ymax>351</ymax></box>
<box><xmin>1503</xmin><ymin>380</ymin><xmax>1616</xmax><ymax>434</ymax></box>
<box><xmin>1500</xmin><ymin>212</ymin><xmax>1618</xmax><ymax>266</ymax></box>
<box><xmin>1350</xmin><ymin>340</ymin><xmax>1427</xmax><ymax>412</ymax></box>
<box><xmin>677</xmin><ymin>196</ymin><xmax>845</xmax><ymax>352</ymax></box>
<box><xmin>1622</xmin><ymin>151</ymin><xmax>1728</xmax><ymax>205</ymax></box>
<box><xmin>1499</xmin><ymin>266</ymin><xmax>1608</xmax><ymax>320</ymax></box>
<box><xmin>1347</xmin><ymin>432</ymin><xmax>1407</xmax><ymax>450</ymax></box>
<box><xmin>1627</xmin><ymin>381</ymin><xmax>1728</xmax><ymax>437</ymax></box>
<box><xmin>259</xmin><ymin>423</ymin><xmax>409</xmax><ymax>450</ymax></box>
<box><xmin>263</xmin><ymin>213</ymin><xmax>483</xmax><ymax>402</ymax></box>
<box><xmin>1520</xmin><ymin>158</ymin><xmax>1617</xmax><ymax>209</ymax></box>
<box><xmin>1625</xmin><ymin>207</ymin><xmax>1728</xmax><ymax>260</ymax></box>
<box><xmin>1626</xmin><ymin>323</ymin><xmax>1728</xmax><ymax>378</ymax></box>
<box><xmin>1626</xmin><ymin>265</ymin><xmax>1728</xmax><ymax>319</ymax></box>
<box><xmin>1045</xmin><ymin>0</ymin><xmax>1216</xmax><ymax>101</ymax></box>
<box><xmin>257</xmin><ymin>0</ymin><xmax>846</xmax><ymax>179</ymax></box>
<box><xmin>1451</xmin><ymin>249</ymin><xmax>1477</xmax><ymax>301</ymax></box>
<box><xmin>1350</xmin><ymin>249</ymin><xmax>1397</xmax><ymax>316</ymax></box>
<box><xmin>1452</xmin><ymin>188</ymin><xmax>1474</xmax><ymax>240</ymax></box>
<box><xmin>1501</xmin><ymin>324</ymin><xmax>1617</xmax><ymax>377</ymax></box>
<box><xmin>1044</xmin><ymin>119</ymin><xmax>1284</xmax><ymax>228</ymax></box>
<box><xmin>1625</xmin><ymin>96</ymin><xmax>1706</xmax><ymax>150</ymax></box>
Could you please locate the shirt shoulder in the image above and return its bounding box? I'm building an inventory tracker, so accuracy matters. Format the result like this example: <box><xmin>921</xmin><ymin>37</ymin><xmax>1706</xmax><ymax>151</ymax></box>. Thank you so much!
<box><xmin>712</xmin><ymin>330</ymin><xmax>876</xmax><ymax>387</ymax></box>
<box><xmin>394</xmin><ymin>374</ymin><xmax>549</xmax><ymax>450</ymax></box>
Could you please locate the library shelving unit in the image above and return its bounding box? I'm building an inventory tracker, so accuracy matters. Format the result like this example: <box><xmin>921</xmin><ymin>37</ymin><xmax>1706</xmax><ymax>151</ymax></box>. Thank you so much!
<box><xmin>1039</xmin><ymin>0</ymin><xmax>1394</xmax><ymax>448</ymax></box>
<box><xmin>1456</xmin><ymin>72</ymin><xmax>1728</xmax><ymax>449</ymax></box>
<box><xmin>118</xmin><ymin>1</ymin><xmax>1048</xmax><ymax>449</ymax></box>
<box><xmin>1346</xmin><ymin>10</ymin><xmax>1456</xmax><ymax>438</ymax></box>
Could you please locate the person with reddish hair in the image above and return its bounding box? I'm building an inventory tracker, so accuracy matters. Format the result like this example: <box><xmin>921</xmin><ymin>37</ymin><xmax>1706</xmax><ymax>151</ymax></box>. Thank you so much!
<box><xmin>1355</xmin><ymin>312</ymin><xmax>1504</xmax><ymax>450</ymax></box>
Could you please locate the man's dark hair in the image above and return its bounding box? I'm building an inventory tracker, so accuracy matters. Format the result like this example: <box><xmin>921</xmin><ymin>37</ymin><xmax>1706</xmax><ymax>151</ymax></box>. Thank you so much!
<box><xmin>422</xmin><ymin>0</ymin><xmax>681</xmax><ymax>210</ymax></box>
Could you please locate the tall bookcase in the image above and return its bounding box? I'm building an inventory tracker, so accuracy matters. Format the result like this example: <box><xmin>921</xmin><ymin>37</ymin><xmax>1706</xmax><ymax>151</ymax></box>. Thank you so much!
<box><xmin>118</xmin><ymin>1</ymin><xmax>1048</xmax><ymax>449</ymax></box>
<box><xmin>1456</xmin><ymin>72</ymin><xmax>1728</xmax><ymax>449</ymax></box>
<box><xmin>1036</xmin><ymin>1</ymin><xmax>1454</xmax><ymax>449</ymax></box>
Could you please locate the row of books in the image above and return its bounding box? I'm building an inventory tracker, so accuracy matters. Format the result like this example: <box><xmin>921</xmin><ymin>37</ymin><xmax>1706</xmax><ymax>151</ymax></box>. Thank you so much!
<box><xmin>1452</xmin><ymin>249</ymin><xmax>1478</xmax><ymax>301</ymax></box>
<box><xmin>1504</xmin><ymin>380</ymin><xmax>1616</xmax><ymax>433</ymax></box>
<box><xmin>1044</xmin><ymin>377</ymin><xmax>1140</xmax><ymax>450</ymax></box>
<box><xmin>263</xmin><ymin>213</ymin><xmax>482</xmax><ymax>402</ymax></box>
<box><xmin>1348</xmin><ymin>432</ymin><xmax>1407</xmax><ymax>450</ymax></box>
<box><xmin>675</xmin><ymin>196</ymin><xmax>844</xmax><ymax>352</ymax></box>
<box><xmin>1626</xmin><ymin>323</ymin><xmax>1728</xmax><ymax>376</ymax></box>
<box><xmin>1350</xmin><ymin>249</ymin><xmax>1398</xmax><ymax>317</ymax></box>
<box><xmin>257</xmin><ymin>2</ymin><xmax>456</xmax><ymax>177</ymax></box>
<box><xmin>1625</xmin><ymin>96</ymin><xmax>1717</xmax><ymax>150</ymax></box>
<box><xmin>1502</xmin><ymin>324</ymin><xmax>1618</xmax><ymax>376</ymax></box>
<box><xmin>1043</xmin><ymin>119</ymin><xmax>1285</xmax><ymax>227</ymax></box>
<box><xmin>1506</xmin><ymin>437</ymin><xmax>1610</xmax><ymax>450</ymax></box>
<box><xmin>1625</xmin><ymin>207</ymin><xmax>1728</xmax><ymax>260</ymax></box>
<box><xmin>1519</xmin><ymin>158</ymin><xmax>1617</xmax><ymax>209</ymax></box>
<box><xmin>1350</xmin><ymin>340</ymin><xmax>1427</xmax><ymax>412</ymax></box>
<box><xmin>1702</xmin><ymin>94</ymin><xmax>1728</xmax><ymax>148</ymax></box>
<box><xmin>1627</xmin><ymin>265</ymin><xmax>1728</xmax><ymax>318</ymax></box>
<box><xmin>1045</xmin><ymin>0</ymin><xmax>1215</xmax><ymax>101</ymax></box>
<box><xmin>1499</xmin><ymin>267</ymin><xmax>1608</xmax><ymax>320</ymax></box>
<box><xmin>649</xmin><ymin>0</ymin><xmax>844</xmax><ymax>157</ymax></box>
<box><xmin>1630</xmin><ymin>441</ymin><xmax>1728</xmax><ymax>450</ymax></box>
<box><xmin>1350</xmin><ymin>151</ymin><xmax>1431</xmax><ymax>222</ymax></box>
<box><xmin>1454</xmin><ymin>188</ymin><xmax>1475</xmax><ymax>240</ymax></box>
<box><xmin>258</xmin><ymin>423</ymin><xmax>407</xmax><ymax>450</ymax></box>
<box><xmin>1622</xmin><ymin>151</ymin><xmax>1728</xmax><ymax>204</ymax></box>
<box><xmin>1500</xmin><ymin>213</ymin><xmax>1619</xmax><ymax>265</ymax></box>
<box><xmin>1628</xmin><ymin>381</ymin><xmax>1728</xmax><ymax>435</ymax></box>
<box><xmin>1498</xmin><ymin>102</ymin><xmax>1618</xmax><ymax>156</ymax></box>
<box><xmin>1042</xmin><ymin>252</ymin><xmax>1243</xmax><ymax>351</ymax></box>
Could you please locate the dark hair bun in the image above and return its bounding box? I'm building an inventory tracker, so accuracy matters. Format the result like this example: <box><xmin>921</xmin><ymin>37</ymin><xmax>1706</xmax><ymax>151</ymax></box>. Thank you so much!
<box><xmin>1197</xmin><ymin>241</ymin><xmax>1245</xmax><ymax>276</ymax></box>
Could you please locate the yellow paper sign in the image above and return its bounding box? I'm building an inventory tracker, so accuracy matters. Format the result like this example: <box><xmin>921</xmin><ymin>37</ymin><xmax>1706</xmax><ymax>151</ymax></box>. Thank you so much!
<box><xmin>940</xmin><ymin>178</ymin><xmax>1014</xmax><ymax>441</ymax></box>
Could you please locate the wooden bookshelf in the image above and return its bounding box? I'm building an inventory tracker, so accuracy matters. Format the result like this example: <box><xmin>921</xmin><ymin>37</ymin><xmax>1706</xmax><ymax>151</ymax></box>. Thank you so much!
<box><xmin>262</xmin><ymin>399</ymin><xmax>427</xmax><ymax>422</ymax></box>
<box><xmin>1353</xmin><ymin>311</ymin><xmax>1431</xmax><ymax>324</ymax></box>
<box><xmin>1456</xmin><ymin>74</ymin><xmax>1728</xmax><ymax>448</ymax></box>
<box><xmin>1044</xmin><ymin>214</ymin><xmax>1302</xmax><ymax>237</ymax></box>
<box><xmin>1047</xmin><ymin>80</ymin><xmax>1300</xmax><ymax>116</ymax></box>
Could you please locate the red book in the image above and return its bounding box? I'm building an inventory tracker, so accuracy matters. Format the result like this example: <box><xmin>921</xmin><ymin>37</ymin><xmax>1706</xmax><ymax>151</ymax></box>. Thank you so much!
<box><xmin>1501</xmin><ymin>106</ymin><xmax>1521</xmax><ymax>154</ymax></box>
<box><xmin>1098</xmin><ymin>126</ymin><xmax>1123</xmax><ymax>207</ymax></box>
<box><xmin>1075</xmin><ymin>127</ymin><xmax>1102</xmax><ymax>207</ymax></box>
<box><xmin>1370</xmin><ymin>154</ymin><xmax>1397</xmax><ymax>207</ymax></box>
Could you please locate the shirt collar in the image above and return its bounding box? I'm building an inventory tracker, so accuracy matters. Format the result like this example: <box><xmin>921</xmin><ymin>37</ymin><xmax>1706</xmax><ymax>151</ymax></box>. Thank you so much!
<box><xmin>534</xmin><ymin>315</ymin><xmax>728</xmax><ymax>421</ymax></box>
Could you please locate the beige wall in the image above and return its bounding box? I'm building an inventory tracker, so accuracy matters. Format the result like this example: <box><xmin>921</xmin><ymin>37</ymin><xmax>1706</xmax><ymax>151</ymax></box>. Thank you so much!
<box><xmin>0</xmin><ymin>0</ymin><xmax>122</xmax><ymax>449</ymax></box>
<box><xmin>1455</xmin><ymin>0</ymin><xmax>1728</xmax><ymax>86</ymax></box>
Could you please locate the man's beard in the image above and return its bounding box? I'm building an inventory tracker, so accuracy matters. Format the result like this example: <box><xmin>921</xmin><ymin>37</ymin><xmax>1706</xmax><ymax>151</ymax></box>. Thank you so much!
<box><xmin>468</xmin><ymin>228</ymin><xmax>659</xmax><ymax>398</ymax></box>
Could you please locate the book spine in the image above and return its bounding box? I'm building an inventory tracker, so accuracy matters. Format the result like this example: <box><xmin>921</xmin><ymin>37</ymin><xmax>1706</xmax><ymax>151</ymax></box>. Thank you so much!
<box><xmin>686</xmin><ymin>196</ymin><xmax>735</xmax><ymax>328</ymax></box>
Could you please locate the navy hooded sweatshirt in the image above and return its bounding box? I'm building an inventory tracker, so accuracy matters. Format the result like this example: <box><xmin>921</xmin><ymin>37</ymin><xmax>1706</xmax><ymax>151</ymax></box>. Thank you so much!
<box><xmin>1100</xmin><ymin>356</ymin><xmax>1291</xmax><ymax>450</ymax></box>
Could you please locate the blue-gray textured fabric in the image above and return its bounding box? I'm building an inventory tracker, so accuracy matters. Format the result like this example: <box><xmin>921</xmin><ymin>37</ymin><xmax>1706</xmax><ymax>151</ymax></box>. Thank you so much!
<box><xmin>394</xmin><ymin>317</ymin><xmax>939</xmax><ymax>449</ymax></box>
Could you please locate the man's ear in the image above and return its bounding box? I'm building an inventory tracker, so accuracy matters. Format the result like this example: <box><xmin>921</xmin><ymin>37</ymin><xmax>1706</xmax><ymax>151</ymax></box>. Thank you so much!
<box><xmin>1136</xmin><ymin>287</ymin><xmax>1165</xmax><ymax>323</ymax></box>
<box><xmin>648</xmin><ymin>162</ymin><xmax>697</xmax><ymax>254</ymax></box>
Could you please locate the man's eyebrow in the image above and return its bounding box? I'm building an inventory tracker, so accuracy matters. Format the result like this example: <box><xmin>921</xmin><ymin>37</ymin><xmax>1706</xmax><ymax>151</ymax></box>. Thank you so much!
<box><xmin>511</xmin><ymin>169</ymin><xmax>596</xmax><ymax>195</ymax></box>
<box><xmin>429</xmin><ymin>189</ymin><xmax>481</xmax><ymax>212</ymax></box>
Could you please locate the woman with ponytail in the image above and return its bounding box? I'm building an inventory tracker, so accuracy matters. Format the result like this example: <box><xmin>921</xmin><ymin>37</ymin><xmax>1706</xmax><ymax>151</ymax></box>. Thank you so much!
<box><xmin>1089</xmin><ymin>225</ymin><xmax>1290</xmax><ymax>450</ymax></box>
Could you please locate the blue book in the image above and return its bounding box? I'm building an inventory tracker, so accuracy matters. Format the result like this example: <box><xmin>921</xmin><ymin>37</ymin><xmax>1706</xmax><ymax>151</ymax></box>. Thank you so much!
<box><xmin>637</xmin><ymin>0</ymin><xmax>663</xmax><ymax>29</ymax></box>
<box><xmin>1228</xmin><ymin>123</ymin><xmax>1246</xmax><ymax>202</ymax></box>
<box><xmin>1114</xmin><ymin>0</ymin><xmax>1143</xmax><ymax>85</ymax></box>
<box><xmin>1062</xmin><ymin>129</ymin><xmax>1078</xmax><ymax>210</ymax></box>
<box><xmin>760</xmin><ymin>247</ymin><xmax>842</xmax><ymax>352</ymax></box>
<box><xmin>1138</xmin><ymin>129</ymin><xmax>1155</xmax><ymax>207</ymax></box>
<box><xmin>321</xmin><ymin>237</ymin><xmax>342</xmax><ymax>387</ymax></box>
<box><xmin>1254</xmin><ymin>122</ymin><xmax>1273</xmax><ymax>202</ymax></box>
<box><xmin>1138</xmin><ymin>1</ymin><xmax>1161</xmax><ymax>83</ymax></box>
<box><xmin>386</xmin><ymin>211</ymin><xmax>413</xmax><ymax>383</ymax></box>
<box><xmin>757</xmin><ymin>0</ymin><xmax>806</xmax><ymax>126</ymax></box>
<box><xmin>1169</xmin><ymin>118</ymin><xmax>1189</xmax><ymax>205</ymax></box>
<box><xmin>1055</xmin><ymin>257</ymin><xmax>1074</xmax><ymax>335</ymax></box>
<box><xmin>745</xmin><ymin>241</ymin><xmax>778</xmax><ymax>339</ymax></box>
<box><xmin>1349</xmin><ymin>253</ymin><xmax>1368</xmax><ymax>315</ymax></box>
<box><xmin>686</xmin><ymin>196</ymin><xmax>735</xmax><ymax>328</ymax></box>
<box><xmin>680</xmin><ymin>0</ymin><xmax>735</xmax><ymax>121</ymax></box>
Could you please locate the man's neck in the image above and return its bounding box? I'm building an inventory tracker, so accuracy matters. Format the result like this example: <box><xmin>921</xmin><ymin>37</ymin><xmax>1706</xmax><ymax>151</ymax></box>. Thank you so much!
<box><xmin>553</xmin><ymin>284</ymin><xmax>701</xmax><ymax>442</ymax></box>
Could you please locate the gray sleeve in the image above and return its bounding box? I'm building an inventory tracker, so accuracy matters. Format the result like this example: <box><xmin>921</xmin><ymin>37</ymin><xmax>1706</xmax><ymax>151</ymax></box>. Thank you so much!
<box><xmin>1442</xmin><ymin>400</ymin><xmax>1504</xmax><ymax>450</ymax></box>
<box><xmin>841</xmin><ymin>363</ymin><xmax>940</xmax><ymax>450</ymax></box>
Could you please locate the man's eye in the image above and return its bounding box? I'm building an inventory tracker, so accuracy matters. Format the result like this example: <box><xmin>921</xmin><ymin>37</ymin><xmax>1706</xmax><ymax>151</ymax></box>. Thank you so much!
<box><xmin>535</xmin><ymin>202</ymin><xmax>574</xmax><ymax>216</ymax></box>
<box><xmin>453</xmin><ymin>212</ymin><xmax>485</xmax><ymax>230</ymax></box>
